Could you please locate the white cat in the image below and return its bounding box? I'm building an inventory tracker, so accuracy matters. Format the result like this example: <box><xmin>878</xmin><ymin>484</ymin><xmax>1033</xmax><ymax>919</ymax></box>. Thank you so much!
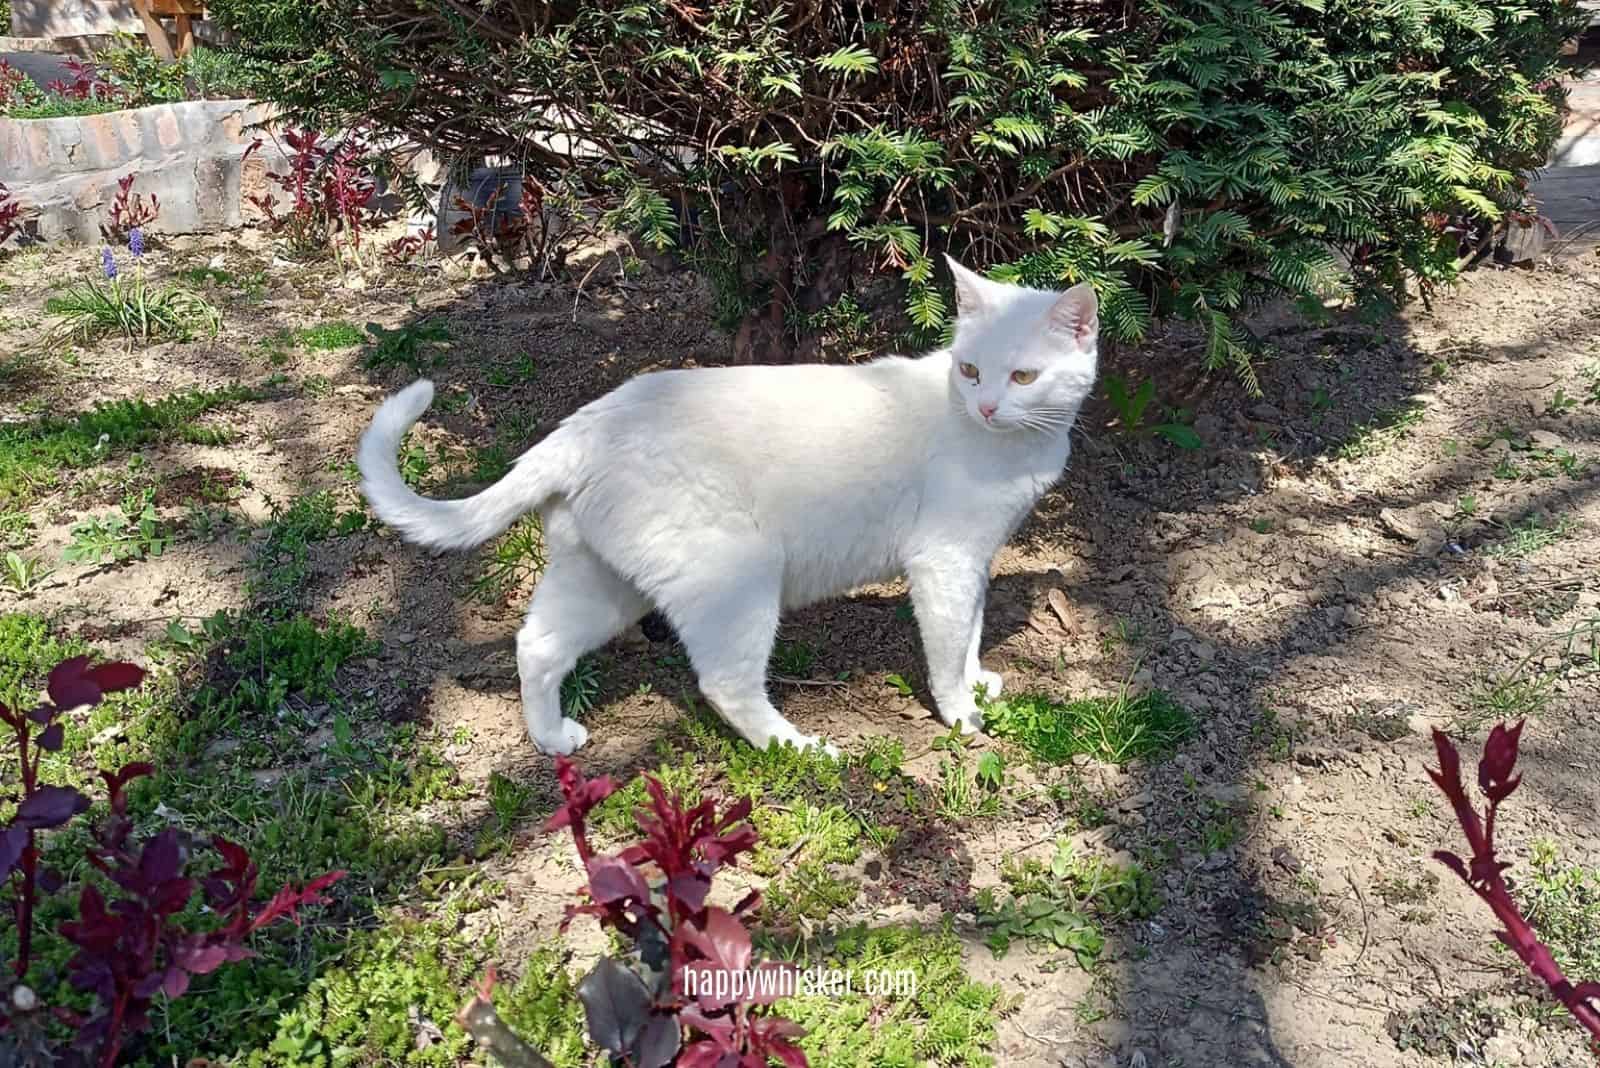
<box><xmin>357</xmin><ymin>257</ymin><xmax>1098</xmax><ymax>756</ymax></box>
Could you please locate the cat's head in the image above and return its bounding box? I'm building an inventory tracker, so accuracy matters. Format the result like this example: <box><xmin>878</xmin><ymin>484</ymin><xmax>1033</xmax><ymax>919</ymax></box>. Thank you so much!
<box><xmin>944</xmin><ymin>256</ymin><xmax>1099</xmax><ymax>434</ymax></box>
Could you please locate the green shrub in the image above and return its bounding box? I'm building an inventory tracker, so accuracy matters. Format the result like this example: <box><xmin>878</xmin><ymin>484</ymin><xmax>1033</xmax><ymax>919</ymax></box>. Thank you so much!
<box><xmin>213</xmin><ymin>0</ymin><xmax>1584</xmax><ymax>378</ymax></box>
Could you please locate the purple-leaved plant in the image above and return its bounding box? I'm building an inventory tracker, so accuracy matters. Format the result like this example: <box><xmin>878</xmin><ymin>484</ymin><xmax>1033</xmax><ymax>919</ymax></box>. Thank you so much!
<box><xmin>0</xmin><ymin>656</ymin><xmax>344</xmax><ymax>1066</ymax></box>
<box><xmin>1429</xmin><ymin>722</ymin><xmax>1600</xmax><ymax>1054</ymax></box>
<box><xmin>455</xmin><ymin>758</ymin><xmax>807</xmax><ymax>1068</ymax></box>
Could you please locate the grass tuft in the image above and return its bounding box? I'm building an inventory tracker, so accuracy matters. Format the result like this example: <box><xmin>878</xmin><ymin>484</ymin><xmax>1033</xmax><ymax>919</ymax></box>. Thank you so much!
<box><xmin>983</xmin><ymin>686</ymin><xmax>1193</xmax><ymax>765</ymax></box>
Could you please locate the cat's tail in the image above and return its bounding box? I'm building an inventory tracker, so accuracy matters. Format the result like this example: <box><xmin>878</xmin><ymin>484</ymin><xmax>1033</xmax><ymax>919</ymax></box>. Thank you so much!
<box><xmin>357</xmin><ymin>380</ymin><xmax>556</xmax><ymax>551</ymax></box>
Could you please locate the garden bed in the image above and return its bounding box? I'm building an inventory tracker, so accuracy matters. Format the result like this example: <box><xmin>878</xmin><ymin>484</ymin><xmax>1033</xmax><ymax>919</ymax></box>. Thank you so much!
<box><xmin>2</xmin><ymin>224</ymin><xmax>1600</xmax><ymax>1065</ymax></box>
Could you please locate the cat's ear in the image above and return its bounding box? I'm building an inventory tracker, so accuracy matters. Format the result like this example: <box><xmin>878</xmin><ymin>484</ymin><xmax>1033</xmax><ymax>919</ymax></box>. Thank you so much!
<box><xmin>945</xmin><ymin>255</ymin><xmax>991</xmax><ymax>317</ymax></box>
<box><xmin>1046</xmin><ymin>282</ymin><xmax>1099</xmax><ymax>347</ymax></box>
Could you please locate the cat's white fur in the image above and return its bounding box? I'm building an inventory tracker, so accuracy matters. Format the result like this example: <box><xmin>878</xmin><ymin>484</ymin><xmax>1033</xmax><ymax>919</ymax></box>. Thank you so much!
<box><xmin>357</xmin><ymin>256</ymin><xmax>1098</xmax><ymax>756</ymax></box>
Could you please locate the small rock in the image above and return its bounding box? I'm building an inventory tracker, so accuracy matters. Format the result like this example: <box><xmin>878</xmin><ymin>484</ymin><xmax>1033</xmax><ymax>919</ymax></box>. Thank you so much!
<box><xmin>1271</xmin><ymin>844</ymin><xmax>1304</xmax><ymax>873</ymax></box>
<box><xmin>1203</xmin><ymin>783</ymin><xmax>1248</xmax><ymax>804</ymax></box>
<box><xmin>1119</xmin><ymin>789</ymin><xmax>1154</xmax><ymax>810</ymax></box>
<box><xmin>204</xmin><ymin>738</ymin><xmax>242</xmax><ymax>760</ymax></box>
<box><xmin>1342</xmin><ymin>605</ymin><xmax>1364</xmax><ymax>627</ymax></box>
<box><xmin>395</xmin><ymin>632</ymin><xmax>417</xmax><ymax>645</ymax></box>
<box><xmin>1529</xmin><ymin>430</ymin><xmax>1563</xmax><ymax>449</ymax></box>
<box><xmin>90</xmin><ymin>723</ymin><xmax>126</xmax><ymax>746</ymax></box>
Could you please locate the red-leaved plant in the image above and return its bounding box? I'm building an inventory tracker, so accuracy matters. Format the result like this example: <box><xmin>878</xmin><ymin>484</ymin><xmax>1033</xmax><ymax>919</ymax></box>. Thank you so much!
<box><xmin>0</xmin><ymin>60</ymin><xmax>43</xmax><ymax>112</ymax></box>
<box><xmin>0</xmin><ymin>182</ymin><xmax>26</xmax><ymax>249</ymax></box>
<box><xmin>1</xmin><ymin>657</ymin><xmax>344</xmax><ymax>1067</ymax></box>
<box><xmin>385</xmin><ymin>225</ymin><xmax>436</xmax><ymax>265</ymax></box>
<box><xmin>449</xmin><ymin>176</ymin><xmax>550</xmax><ymax>273</ymax></box>
<box><xmin>245</xmin><ymin>129</ymin><xmax>382</xmax><ymax>267</ymax></box>
<box><xmin>98</xmin><ymin>175</ymin><xmax>160</xmax><ymax>245</ymax></box>
<box><xmin>1429</xmin><ymin>721</ymin><xmax>1600</xmax><ymax>1051</ymax></box>
<box><xmin>456</xmin><ymin>758</ymin><xmax>807</xmax><ymax>1068</ymax></box>
<box><xmin>45</xmin><ymin>59</ymin><xmax>120</xmax><ymax>105</ymax></box>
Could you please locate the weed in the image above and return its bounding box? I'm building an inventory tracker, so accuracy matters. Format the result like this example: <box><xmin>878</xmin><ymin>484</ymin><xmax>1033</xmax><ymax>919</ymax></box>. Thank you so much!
<box><xmin>244</xmin><ymin>920</ymin><xmax>585</xmax><ymax>1068</ymax></box>
<box><xmin>2</xmin><ymin>550</ymin><xmax>50</xmax><ymax>591</ymax></box>
<box><xmin>560</xmin><ymin>654</ymin><xmax>603</xmax><ymax>717</ymax></box>
<box><xmin>1374</xmin><ymin>870</ymin><xmax>1440</xmax><ymax>908</ymax></box>
<box><xmin>363</xmin><ymin>318</ymin><xmax>451</xmax><ymax>372</ymax></box>
<box><xmin>471</xmin><ymin>516</ymin><xmax>545</xmax><ymax>604</ymax></box>
<box><xmin>935</xmin><ymin>755</ymin><xmax>993</xmax><ymax>820</ymax></box>
<box><xmin>860</xmin><ymin>733</ymin><xmax>907</xmax><ymax>772</ymax></box>
<box><xmin>1337</xmin><ymin>400</ymin><xmax>1425</xmax><ymax>460</ymax></box>
<box><xmin>1193</xmin><ymin>799</ymin><xmax>1243</xmax><ymax>852</ymax></box>
<box><xmin>1456</xmin><ymin>494</ymin><xmax>1478</xmax><ymax>518</ymax></box>
<box><xmin>1484</xmin><ymin>514</ymin><xmax>1576</xmax><ymax>559</ymax></box>
<box><xmin>984</xmin><ymin>686</ymin><xmax>1193</xmax><ymax>765</ymax></box>
<box><xmin>0</xmin><ymin>510</ymin><xmax>32</xmax><ymax>548</ymax></box>
<box><xmin>1046</xmin><ymin>780</ymin><xmax>1112</xmax><ymax>830</ymax></box>
<box><xmin>1522</xmin><ymin>839</ymin><xmax>1600</xmax><ymax>979</ymax></box>
<box><xmin>486</xmin><ymin>351</ymin><xmax>539</xmax><ymax>387</ymax></box>
<box><xmin>764</xmin><ymin>859</ymin><xmax>862</xmax><ymax>922</ymax></box>
<box><xmin>471</xmin><ymin>442</ymin><xmax>512</xmax><ymax>482</ymax></box>
<box><xmin>487</xmin><ymin>770</ymin><xmax>538</xmax><ymax>835</ymax></box>
<box><xmin>294</xmin><ymin>319</ymin><xmax>365</xmax><ymax>350</ymax></box>
<box><xmin>773</xmin><ymin>637</ymin><xmax>818</xmax><ymax>677</ymax></box>
<box><xmin>214</xmin><ymin>612</ymin><xmax>373</xmax><ymax>715</ymax></box>
<box><xmin>977</xmin><ymin>838</ymin><xmax>1159</xmax><ymax>961</ymax></box>
<box><xmin>247</xmin><ymin>491</ymin><xmax>363</xmax><ymax>612</ymax></box>
<box><xmin>1102</xmin><ymin>374</ymin><xmax>1202</xmax><ymax>449</ymax></box>
<box><xmin>0</xmin><ymin>385</ymin><xmax>256</xmax><ymax>506</ymax></box>
<box><xmin>1249</xmin><ymin>517</ymin><xmax>1274</xmax><ymax>535</ymax></box>
<box><xmin>1461</xmin><ymin>670</ymin><xmax>1553</xmax><ymax>731</ymax></box>
<box><xmin>62</xmin><ymin>492</ymin><xmax>168</xmax><ymax>565</ymax></box>
<box><xmin>1547</xmin><ymin>387</ymin><xmax>1580</xmax><ymax>415</ymax></box>
<box><xmin>976</xmin><ymin>750</ymin><xmax>1006</xmax><ymax>791</ymax></box>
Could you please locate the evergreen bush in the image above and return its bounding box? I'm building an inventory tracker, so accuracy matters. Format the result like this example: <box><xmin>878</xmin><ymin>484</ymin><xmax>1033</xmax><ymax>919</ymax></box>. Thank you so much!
<box><xmin>211</xmin><ymin>0</ymin><xmax>1585</xmax><ymax>379</ymax></box>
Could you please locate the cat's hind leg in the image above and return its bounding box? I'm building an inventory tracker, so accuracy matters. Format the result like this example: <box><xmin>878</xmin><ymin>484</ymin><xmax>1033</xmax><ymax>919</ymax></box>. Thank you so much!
<box><xmin>516</xmin><ymin>521</ymin><xmax>648</xmax><ymax>755</ymax></box>
<box><xmin>664</xmin><ymin>567</ymin><xmax>836</xmax><ymax>756</ymax></box>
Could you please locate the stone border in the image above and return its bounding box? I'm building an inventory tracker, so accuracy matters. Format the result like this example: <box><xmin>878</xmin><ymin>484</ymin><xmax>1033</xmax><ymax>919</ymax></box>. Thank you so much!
<box><xmin>0</xmin><ymin>99</ymin><xmax>290</xmax><ymax>244</ymax></box>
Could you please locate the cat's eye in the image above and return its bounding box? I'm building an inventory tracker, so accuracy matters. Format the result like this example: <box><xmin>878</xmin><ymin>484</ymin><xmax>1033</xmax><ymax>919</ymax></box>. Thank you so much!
<box><xmin>1011</xmin><ymin>369</ymin><xmax>1039</xmax><ymax>385</ymax></box>
<box><xmin>958</xmin><ymin>362</ymin><xmax>980</xmax><ymax>381</ymax></box>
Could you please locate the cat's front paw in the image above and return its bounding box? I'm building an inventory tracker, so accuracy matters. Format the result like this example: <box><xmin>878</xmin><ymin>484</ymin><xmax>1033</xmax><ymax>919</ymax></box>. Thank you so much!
<box><xmin>751</xmin><ymin>719</ymin><xmax>839</xmax><ymax>759</ymax></box>
<box><xmin>971</xmin><ymin>669</ymin><xmax>1004</xmax><ymax>701</ymax></box>
<box><xmin>937</xmin><ymin>698</ymin><xmax>986</xmax><ymax>735</ymax></box>
<box><xmin>530</xmin><ymin>717</ymin><xmax>590</xmax><ymax>756</ymax></box>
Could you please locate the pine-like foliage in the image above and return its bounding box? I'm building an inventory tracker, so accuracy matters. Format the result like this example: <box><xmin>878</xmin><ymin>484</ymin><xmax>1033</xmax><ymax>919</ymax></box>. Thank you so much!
<box><xmin>212</xmin><ymin>0</ymin><xmax>1585</xmax><ymax>377</ymax></box>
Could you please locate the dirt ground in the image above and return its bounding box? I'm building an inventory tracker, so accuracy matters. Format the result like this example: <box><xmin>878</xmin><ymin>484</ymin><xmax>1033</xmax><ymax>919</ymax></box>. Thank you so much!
<box><xmin>3</xmin><ymin>226</ymin><xmax>1600</xmax><ymax>1068</ymax></box>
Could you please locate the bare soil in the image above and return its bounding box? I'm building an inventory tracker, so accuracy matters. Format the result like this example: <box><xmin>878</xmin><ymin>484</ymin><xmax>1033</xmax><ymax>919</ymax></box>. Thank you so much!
<box><xmin>4</xmin><ymin>228</ymin><xmax>1600</xmax><ymax>1067</ymax></box>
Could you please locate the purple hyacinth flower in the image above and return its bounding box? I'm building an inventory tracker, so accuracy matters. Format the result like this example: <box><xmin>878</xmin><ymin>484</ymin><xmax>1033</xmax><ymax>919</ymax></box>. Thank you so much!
<box><xmin>128</xmin><ymin>227</ymin><xmax>144</xmax><ymax>258</ymax></box>
<box><xmin>101</xmin><ymin>247</ymin><xmax>117</xmax><ymax>279</ymax></box>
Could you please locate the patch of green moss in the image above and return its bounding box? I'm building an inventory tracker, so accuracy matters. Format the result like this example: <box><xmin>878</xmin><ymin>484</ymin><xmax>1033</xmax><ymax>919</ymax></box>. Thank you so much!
<box><xmin>778</xmin><ymin>922</ymin><xmax>1004</xmax><ymax>1067</ymax></box>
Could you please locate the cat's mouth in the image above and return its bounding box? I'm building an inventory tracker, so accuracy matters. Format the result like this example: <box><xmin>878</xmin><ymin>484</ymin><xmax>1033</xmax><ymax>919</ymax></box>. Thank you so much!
<box><xmin>974</xmin><ymin>416</ymin><xmax>1023</xmax><ymax>433</ymax></box>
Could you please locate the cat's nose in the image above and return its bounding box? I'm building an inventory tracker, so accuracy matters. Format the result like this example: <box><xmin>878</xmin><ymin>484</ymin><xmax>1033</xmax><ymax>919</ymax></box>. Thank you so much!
<box><xmin>978</xmin><ymin>402</ymin><xmax>997</xmax><ymax>420</ymax></box>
